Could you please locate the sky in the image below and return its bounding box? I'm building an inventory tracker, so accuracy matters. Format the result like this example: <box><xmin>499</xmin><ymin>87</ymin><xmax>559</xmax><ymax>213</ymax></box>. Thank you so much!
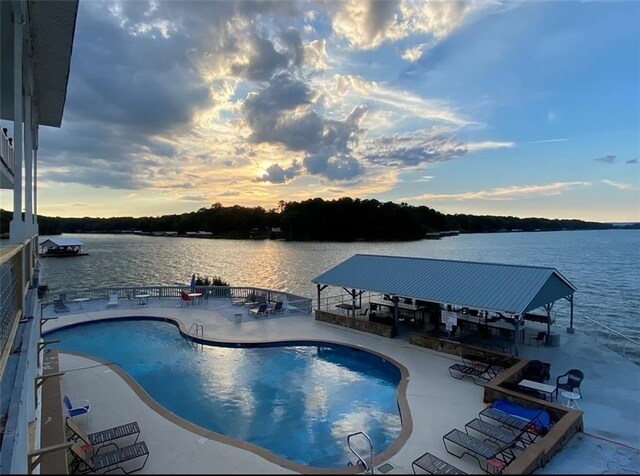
<box><xmin>12</xmin><ymin>0</ymin><xmax>640</xmax><ymax>221</ymax></box>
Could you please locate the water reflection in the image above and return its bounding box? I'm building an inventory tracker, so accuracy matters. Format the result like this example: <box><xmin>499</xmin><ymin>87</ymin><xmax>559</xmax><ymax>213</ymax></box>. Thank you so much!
<box><xmin>46</xmin><ymin>320</ymin><xmax>402</xmax><ymax>468</ymax></box>
<box><xmin>39</xmin><ymin>230</ymin><xmax>640</xmax><ymax>338</ymax></box>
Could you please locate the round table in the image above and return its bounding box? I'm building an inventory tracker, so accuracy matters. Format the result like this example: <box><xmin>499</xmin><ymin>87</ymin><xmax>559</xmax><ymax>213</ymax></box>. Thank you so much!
<box><xmin>561</xmin><ymin>390</ymin><xmax>581</xmax><ymax>409</ymax></box>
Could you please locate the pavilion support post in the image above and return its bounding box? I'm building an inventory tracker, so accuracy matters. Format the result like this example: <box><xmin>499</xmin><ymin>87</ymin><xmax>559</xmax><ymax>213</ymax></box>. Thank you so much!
<box><xmin>567</xmin><ymin>295</ymin><xmax>575</xmax><ymax>334</ymax></box>
<box><xmin>544</xmin><ymin>303</ymin><xmax>553</xmax><ymax>345</ymax></box>
<box><xmin>351</xmin><ymin>289</ymin><xmax>356</xmax><ymax>319</ymax></box>
<box><xmin>316</xmin><ymin>284</ymin><xmax>327</xmax><ymax>310</ymax></box>
<box><xmin>514</xmin><ymin>315</ymin><xmax>520</xmax><ymax>357</ymax></box>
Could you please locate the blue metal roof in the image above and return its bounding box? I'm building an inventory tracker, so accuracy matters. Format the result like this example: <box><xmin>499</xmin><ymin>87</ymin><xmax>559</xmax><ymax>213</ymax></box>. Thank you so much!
<box><xmin>312</xmin><ymin>254</ymin><xmax>576</xmax><ymax>315</ymax></box>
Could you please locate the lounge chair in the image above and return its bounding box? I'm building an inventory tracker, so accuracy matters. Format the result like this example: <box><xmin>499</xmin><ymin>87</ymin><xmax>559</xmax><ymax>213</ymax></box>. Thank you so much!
<box><xmin>68</xmin><ymin>441</ymin><xmax>149</xmax><ymax>474</ymax></box>
<box><xmin>448</xmin><ymin>362</ymin><xmax>494</xmax><ymax>385</ymax></box>
<box><xmin>106</xmin><ymin>293</ymin><xmax>119</xmax><ymax>309</ymax></box>
<box><xmin>54</xmin><ymin>299</ymin><xmax>70</xmax><ymax>313</ymax></box>
<box><xmin>66</xmin><ymin>417</ymin><xmax>140</xmax><ymax>452</ymax></box>
<box><xmin>443</xmin><ymin>428</ymin><xmax>518</xmax><ymax>474</ymax></box>
<box><xmin>556</xmin><ymin>369</ymin><xmax>584</xmax><ymax>397</ymax></box>
<box><xmin>63</xmin><ymin>395</ymin><xmax>91</xmax><ymax>419</ymax></box>
<box><xmin>249</xmin><ymin>303</ymin><xmax>268</xmax><ymax>318</ymax></box>
<box><xmin>411</xmin><ymin>451</ymin><xmax>466</xmax><ymax>474</ymax></box>
<box><xmin>465</xmin><ymin>418</ymin><xmax>531</xmax><ymax>451</ymax></box>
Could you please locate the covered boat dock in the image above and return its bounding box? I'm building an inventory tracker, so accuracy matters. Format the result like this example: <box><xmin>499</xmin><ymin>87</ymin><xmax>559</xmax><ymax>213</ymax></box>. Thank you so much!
<box><xmin>312</xmin><ymin>254</ymin><xmax>577</xmax><ymax>355</ymax></box>
<box><xmin>39</xmin><ymin>238</ymin><xmax>87</xmax><ymax>257</ymax></box>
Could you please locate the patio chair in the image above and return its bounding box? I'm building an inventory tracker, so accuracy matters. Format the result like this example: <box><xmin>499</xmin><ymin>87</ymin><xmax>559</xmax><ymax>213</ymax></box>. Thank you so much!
<box><xmin>521</xmin><ymin>359</ymin><xmax>551</xmax><ymax>383</ymax></box>
<box><xmin>448</xmin><ymin>362</ymin><xmax>493</xmax><ymax>385</ymax></box>
<box><xmin>63</xmin><ymin>395</ymin><xmax>91</xmax><ymax>419</ymax></box>
<box><xmin>249</xmin><ymin>303</ymin><xmax>268</xmax><ymax>318</ymax></box>
<box><xmin>54</xmin><ymin>299</ymin><xmax>70</xmax><ymax>313</ymax></box>
<box><xmin>106</xmin><ymin>293</ymin><xmax>119</xmax><ymax>309</ymax></box>
<box><xmin>529</xmin><ymin>331</ymin><xmax>547</xmax><ymax>347</ymax></box>
<box><xmin>443</xmin><ymin>428</ymin><xmax>518</xmax><ymax>474</ymax></box>
<box><xmin>464</xmin><ymin>418</ymin><xmax>531</xmax><ymax>452</ymax></box>
<box><xmin>359</xmin><ymin>308</ymin><xmax>369</xmax><ymax>318</ymax></box>
<box><xmin>556</xmin><ymin>369</ymin><xmax>584</xmax><ymax>397</ymax></box>
<box><xmin>68</xmin><ymin>441</ymin><xmax>149</xmax><ymax>474</ymax></box>
<box><xmin>411</xmin><ymin>451</ymin><xmax>466</xmax><ymax>475</ymax></box>
<box><xmin>180</xmin><ymin>291</ymin><xmax>191</xmax><ymax>306</ymax></box>
<box><xmin>66</xmin><ymin>417</ymin><xmax>140</xmax><ymax>452</ymax></box>
<box><xmin>270</xmin><ymin>301</ymin><xmax>284</xmax><ymax>314</ymax></box>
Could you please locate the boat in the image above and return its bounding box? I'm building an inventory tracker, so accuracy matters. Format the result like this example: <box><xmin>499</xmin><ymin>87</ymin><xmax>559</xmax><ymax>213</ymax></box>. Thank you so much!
<box><xmin>39</xmin><ymin>238</ymin><xmax>88</xmax><ymax>257</ymax></box>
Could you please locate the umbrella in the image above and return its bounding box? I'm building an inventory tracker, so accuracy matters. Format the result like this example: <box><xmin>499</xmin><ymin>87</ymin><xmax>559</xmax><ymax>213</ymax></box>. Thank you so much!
<box><xmin>190</xmin><ymin>274</ymin><xmax>196</xmax><ymax>293</ymax></box>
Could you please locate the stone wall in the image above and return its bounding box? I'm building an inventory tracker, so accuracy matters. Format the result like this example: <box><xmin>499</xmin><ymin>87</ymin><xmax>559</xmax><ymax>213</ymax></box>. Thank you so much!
<box><xmin>314</xmin><ymin>310</ymin><xmax>394</xmax><ymax>338</ymax></box>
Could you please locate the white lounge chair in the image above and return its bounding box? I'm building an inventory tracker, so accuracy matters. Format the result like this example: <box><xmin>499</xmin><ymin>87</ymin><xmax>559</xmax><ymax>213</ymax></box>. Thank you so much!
<box><xmin>106</xmin><ymin>293</ymin><xmax>119</xmax><ymax>308</ymax></box>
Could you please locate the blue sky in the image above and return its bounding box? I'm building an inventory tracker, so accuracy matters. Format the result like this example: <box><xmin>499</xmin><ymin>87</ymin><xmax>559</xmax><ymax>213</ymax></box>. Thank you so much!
<box><xmin>18</xmin><ymin>0</ymin><xmax>640</xmax><ymax>221</ymax></box>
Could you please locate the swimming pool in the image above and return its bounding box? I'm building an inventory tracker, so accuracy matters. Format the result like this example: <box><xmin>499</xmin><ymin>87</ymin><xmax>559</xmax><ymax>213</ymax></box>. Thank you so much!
<box><xmin>46</xmin><ymin>319</ymin><xmax>403</xmax><ymax>468</ymax></box>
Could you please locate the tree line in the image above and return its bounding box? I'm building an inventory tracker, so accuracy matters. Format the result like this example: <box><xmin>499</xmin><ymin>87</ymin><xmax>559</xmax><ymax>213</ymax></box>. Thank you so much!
<box><xmin>0</xmin><ymin>197</ymin><xmax>623</xmax><ymax>241</ymax></box>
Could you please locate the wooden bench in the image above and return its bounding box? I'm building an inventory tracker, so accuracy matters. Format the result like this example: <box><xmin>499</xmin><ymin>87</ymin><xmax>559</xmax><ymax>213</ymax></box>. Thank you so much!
<box><xmin>412</xmin><ymin>451</ymin><xmax>466</xmax><ymax>474</ymax></box>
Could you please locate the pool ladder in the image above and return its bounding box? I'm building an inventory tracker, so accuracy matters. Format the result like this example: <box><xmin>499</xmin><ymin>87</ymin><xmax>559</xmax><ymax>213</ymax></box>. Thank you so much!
<box><xmin>347</xmin><ymin>431</ymin><xmax>374</xmax><ymax>474</ymax></box>
<box><xmin>187</xmin><ymin>323</ymin><xmax>203</xmax><ymax>350</ymax></box>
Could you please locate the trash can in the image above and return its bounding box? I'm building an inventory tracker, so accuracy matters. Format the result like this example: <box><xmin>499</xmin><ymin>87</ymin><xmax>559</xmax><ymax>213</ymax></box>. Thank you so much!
<box><xmin>549</xmin><ymin>332</ymin><xmax>561</xmax><ymax>347</ymax></box>
<box><xmin>234</xmin><ymin>313</ymin><xmax>243</xmax><ymax>323</ymax></box>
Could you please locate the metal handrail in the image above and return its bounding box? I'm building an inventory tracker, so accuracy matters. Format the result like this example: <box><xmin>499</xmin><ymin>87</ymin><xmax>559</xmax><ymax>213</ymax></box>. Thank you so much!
<box><xmin>582</xmin><ymin>315</ymin><xmax>640</xmax><ymax>346</ymax></box>
<box><xmin>347</xmin><ymin>431</ymin><xmax>373</xmax><ymax>475</ymax></box>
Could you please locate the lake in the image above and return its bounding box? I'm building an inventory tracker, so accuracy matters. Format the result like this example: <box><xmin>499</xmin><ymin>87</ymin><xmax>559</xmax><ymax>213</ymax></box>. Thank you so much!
<box><xmin>34</xmin><ymin>229</ymin><xmax>640</xmax><ymax>342</ymax></box>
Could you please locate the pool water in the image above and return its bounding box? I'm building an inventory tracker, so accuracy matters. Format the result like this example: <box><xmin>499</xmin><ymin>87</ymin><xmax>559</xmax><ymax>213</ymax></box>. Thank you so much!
<box><xmin>46</xmin><ymin>319</ymin><xmax>403</xmax><ymax>468</ymax></box>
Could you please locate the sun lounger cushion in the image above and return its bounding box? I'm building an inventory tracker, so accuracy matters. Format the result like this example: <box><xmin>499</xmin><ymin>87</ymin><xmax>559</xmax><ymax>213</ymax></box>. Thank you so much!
<box><xmin>491</xmin><ymin>399</ymin><xmax>551</xmax><ymax>431</ymax></box>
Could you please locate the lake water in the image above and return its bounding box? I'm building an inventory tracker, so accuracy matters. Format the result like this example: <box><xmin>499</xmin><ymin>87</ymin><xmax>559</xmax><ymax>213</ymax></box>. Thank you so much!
<box><xmin>35</xmin><ymin>230</ymin><xmax>640</xmax><ymax>342</ymax></box>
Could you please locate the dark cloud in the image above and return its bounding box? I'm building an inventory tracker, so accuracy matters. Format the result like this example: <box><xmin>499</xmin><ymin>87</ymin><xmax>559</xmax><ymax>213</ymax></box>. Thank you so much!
<box><xmin>626</xmin><ymin>158</ymin><xmax>638</xmax><ymax>164</ymax></box>
<box><xmin>255</xmin><ymin>161</ymin><xmax>302</xmax><ymax>183</ymax></box>
<box><xmin>593</xmin><ymin>155</ymin><xmax>617</xmax><ymax>164</ymax></box>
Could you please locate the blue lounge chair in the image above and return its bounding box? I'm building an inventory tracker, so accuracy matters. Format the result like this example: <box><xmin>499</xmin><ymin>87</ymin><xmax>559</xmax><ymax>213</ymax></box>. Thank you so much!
<box><xmin>64</xmin><ymin>395</ymin><xmax>91</xmax><ymax>418</ymax></box>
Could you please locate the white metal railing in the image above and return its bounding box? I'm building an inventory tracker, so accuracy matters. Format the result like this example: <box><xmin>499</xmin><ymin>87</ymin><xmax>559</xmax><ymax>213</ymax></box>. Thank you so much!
<box><xmin>1</xmin><ymin>126</ymin><xmax>15</xmax><ymax>176</ymax></box>
<box><xmin>44</xmin><ymin>285</ymin><xmax>313</xmax><ymax>314</ymax></box>
<box><xmin>580</xmin><ymin>314</ymin><xmax>640</xmax><ymax>365</ymax></box>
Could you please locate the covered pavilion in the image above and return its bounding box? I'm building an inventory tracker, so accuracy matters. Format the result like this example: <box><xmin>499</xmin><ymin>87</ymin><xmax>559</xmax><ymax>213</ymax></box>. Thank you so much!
<box><xmin>312</xmin><ymin>254</ymin><xmax>577</xmax><ymax>355</ymax></box>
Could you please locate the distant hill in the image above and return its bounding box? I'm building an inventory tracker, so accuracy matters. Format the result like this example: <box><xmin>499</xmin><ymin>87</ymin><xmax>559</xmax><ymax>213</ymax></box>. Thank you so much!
<box><xmin>0</xmin><ymin>198</ymin><xmax>621</xmax><ymax>241</ymax></box>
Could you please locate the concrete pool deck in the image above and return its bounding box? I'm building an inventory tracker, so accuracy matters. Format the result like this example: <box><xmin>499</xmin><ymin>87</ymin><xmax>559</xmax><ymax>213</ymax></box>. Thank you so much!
<box><xmin>42</xmin><ymin>297</ymin><xmax>640</xmax><ymax>474</ymax></box>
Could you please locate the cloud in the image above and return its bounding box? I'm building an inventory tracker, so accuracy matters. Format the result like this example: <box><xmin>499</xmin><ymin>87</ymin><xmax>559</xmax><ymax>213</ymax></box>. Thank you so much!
<box><xmin>400</xmin><ymin>181</ymin><xmax>592</xmax><ymax>201</ymax></box>
<box><xmin>401</xmin><ymin>42</ymin><xmax>434</xmax><ymax>62</ymax></box>
<box><xmin>255</xmin><ymin>161</ymin><xmax>302</xmax><ymax>183</ymax></box>
<box><xmin>602</xmin><ymin>180</ymin><xmax>634</xmax><ymax>190</ymax></box>
<box><xmin>527</xmin><ymin>138</ymin><xmax>570</xmax><ymax>144</ymax></box>
<box><xmin>466</xmin><ymin>141</ymin><xmax>515</xmax><ymax>152</ymax></box>
<box><xmin>331</xmin><ymin>0</ymin><xmax>501</xmax><ymax>50</ymax></box>
<box><xmin>593</xmin><ymin>155</ymin><xmax>617</xmax><ymax>164</ymax></box>
<box><xmin>626</xmin><ymin>158</ymin><xmax>638</xmax><ymax>164</ymax></box>
<box><xmin>328</xmin><ymin>74</ymin><xmax>474</xmax><ymax>126</ymax></box>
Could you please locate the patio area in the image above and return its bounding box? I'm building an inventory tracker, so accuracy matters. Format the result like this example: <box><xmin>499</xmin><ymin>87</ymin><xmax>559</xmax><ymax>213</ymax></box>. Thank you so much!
<box><xmin>40</xmin><ymin>296</ymin><xmax>640</xmax><ymax>474</ymax></box>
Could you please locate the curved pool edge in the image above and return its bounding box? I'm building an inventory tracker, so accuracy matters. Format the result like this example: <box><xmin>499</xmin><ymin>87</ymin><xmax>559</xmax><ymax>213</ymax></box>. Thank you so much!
<box><xmin>47</xmin><ymin>315</ymin><xmax>413</xmax><ymax>473</ymax></box>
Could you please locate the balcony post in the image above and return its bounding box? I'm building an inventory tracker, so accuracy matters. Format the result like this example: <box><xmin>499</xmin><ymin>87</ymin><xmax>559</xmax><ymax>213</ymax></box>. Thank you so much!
<box><xmin>10</xmin><ymin>5</ymin><xmax>25</xmax><ymax>244</ymax></box>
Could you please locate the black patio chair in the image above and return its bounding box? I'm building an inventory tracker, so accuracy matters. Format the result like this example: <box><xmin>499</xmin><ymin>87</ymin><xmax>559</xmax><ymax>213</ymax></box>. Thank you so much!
<box><xmin>521</xmin><ymin>359</ymin><xmax>551</xmax><ymax>383</ymax></box>
<box><xmin>66</xmin><ymin>417</ymin><xmax>140</xmax><ymax>452</ymax></box>
<box><xmin>448</xmin><ymin>362</ymin><xmax>494</xmax><ymax>385</ymax></box>
<box><xmin>556</xmin><ymin>369</ymin><xmax>584</xmax><ymax>397</ymax></box>
<box><xmin>529</xmin><ymin>331</ymin><xmax>547</xmax><ymax>347</ymax></box>
<box><xmin>443</xmin><ymin>428</ymin><xmax>518</xmax><ymax>473</ymax></box>
<box><xmin>68</xmin><ymin>441</ymin><xmax>149</xmax><ymax>474</ymax></box>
